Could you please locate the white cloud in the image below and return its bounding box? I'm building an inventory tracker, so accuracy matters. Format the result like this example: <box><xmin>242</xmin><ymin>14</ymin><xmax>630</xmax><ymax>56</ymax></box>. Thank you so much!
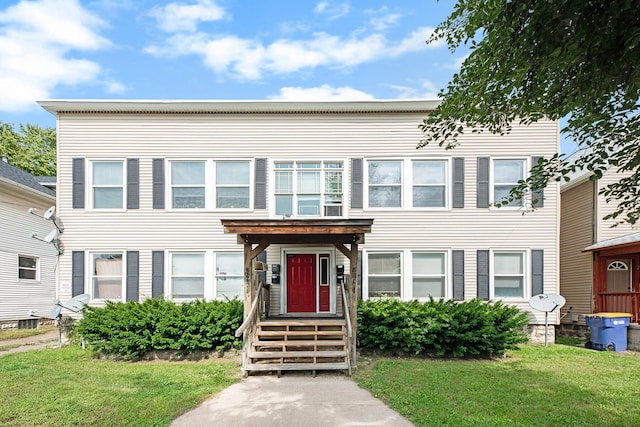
<box><xmin>314</xmin><ymin>2</ymin><xmax>349</xmax><ymax>20</ymax></box>
<box><xmin>149</xmin><ymin>0</ymin><xmax>226</xmax><ymax>33</ymax></box>
<box><xmin>0</xmin><ymin>0</ymin><xmax>113</xmax><ymax>112</ymax></box>
<box><xmin>269</xmin><ymin>85</ymin><xmax>375</xmax><ymax>101</ymax></box>
<box><xmin>387</xmin><ymin>80</ymin><xmax>440</xmax><ymax>100</ymax></box>
<box><xmin>369</xmin><ymin>13</ymin><xmax>400</xmax><ymax>31</ymax></box>
<box><xmin>145</xmin><ymin>26</ymin><xmax>442</xmax><ymax>81</ymax></box>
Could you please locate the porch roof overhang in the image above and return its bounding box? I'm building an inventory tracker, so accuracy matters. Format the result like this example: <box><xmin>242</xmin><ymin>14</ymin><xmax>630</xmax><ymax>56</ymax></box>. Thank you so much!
<box><xmin>583</xmin><ymin>231</ymin><xmax>640</xmax><ymax>255</ymax></box>
<box><xmin>221</xmin><ymin>219</ymin><xmax>374</xmax><ymax>245</ymax></box>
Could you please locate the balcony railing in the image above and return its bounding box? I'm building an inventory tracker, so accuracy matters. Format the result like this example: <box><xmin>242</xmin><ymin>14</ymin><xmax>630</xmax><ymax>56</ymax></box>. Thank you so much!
<box><xmin>594</xmin><ymin>292</ymin><xmax>640</xmax><ymax>323</ymax></box>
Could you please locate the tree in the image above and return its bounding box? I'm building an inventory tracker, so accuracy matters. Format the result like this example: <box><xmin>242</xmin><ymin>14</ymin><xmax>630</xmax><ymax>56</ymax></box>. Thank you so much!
<box><xmin>0</xmin><ymin>121</ymin><xmax>56</xmax><ymax>176</ymax></box>
<box><xmin>419</xmin><ymin>0</ymin><xmax>640</xmax><ymax>225</ymax></box>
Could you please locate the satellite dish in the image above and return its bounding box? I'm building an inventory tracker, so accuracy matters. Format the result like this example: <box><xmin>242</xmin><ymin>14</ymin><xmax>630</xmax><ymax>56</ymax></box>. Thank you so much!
<box><xmin>529</xmin><ymin>293</ymin><xmax>566</xmax><ymax>313</ymax></box>
<box><xmin>47</xmin><ymin>305</ymin><xmax>62</xmax><ymax>319</ymax></box>
<box><xmin>61</xmin><ymin>293</ymin><xmax>90</xmax><ymax>313</ymax></box>
<box><xmin>44</xmin><ymin>229</ymin><xmax>58</xmax><ymax>243</ymax></box>
<box><xmin>43</xmin><ymin>206</ymin><xmax>55</xmax><ymax>220</ymax></box>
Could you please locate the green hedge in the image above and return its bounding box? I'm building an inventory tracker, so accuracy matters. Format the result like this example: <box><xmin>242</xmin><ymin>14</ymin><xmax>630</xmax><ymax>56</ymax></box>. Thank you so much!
<box><xmin>75</xmin><ymin>298</ymin><xmax>243</xmax><ymax>359</ymax></box>
<box><xmin>357</xmin><ymin>298</ymin><xmax>529</xmax><ymax>357</ymax></box>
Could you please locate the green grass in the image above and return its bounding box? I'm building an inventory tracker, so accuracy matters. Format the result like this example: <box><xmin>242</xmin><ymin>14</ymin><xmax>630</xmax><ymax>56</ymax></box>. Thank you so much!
<box><xmin>354</xmin><ymin>344</ymin><xmax>640</xmax><ymax>426</ymax></box>
<box><xmin>0</xmin><ymin>326</ymin><xmax>56</xmax><ymax>341</ymax></box>
<box><xmin>0</xmin><ymin>345</ymin><xmax>241</xmax><ymax>427</ymax></box>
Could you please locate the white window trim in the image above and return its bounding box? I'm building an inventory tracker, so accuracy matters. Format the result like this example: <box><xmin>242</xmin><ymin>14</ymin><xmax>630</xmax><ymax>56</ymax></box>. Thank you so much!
<box><xmin>18</xmin><ymin>254</ymin><xmax>39</xmax><ymax>281</ymax></box>
<box><xmin>363</xmin><ymin>250</ymin><xmax>404</xmax><ymax>299</ymax></box>
<box><xmin>489</xmin><ymin>249</ymin><xmax>529</xmax><ymax>302</ymax></box>
<box><xmin>364</xmin><ymin>158</ymin><xmax>452</xmax><ymax>211</ymax></box>
<box><xmin>489</xmin><ymin>157</ymin><xmax>529</xmax><ymax>210</ymax></box>
<box><xmin>87</xmin><ymin>251</ymin><xmax>126</xmax><ymax>302</ymax></box>
<box><xmin>269</xmin><ymin>159</ymin><xmax>346</xmax><ymax>219</ymax></box>
<box><xmin>89</xmin><ymin>159</ymin><xmax>126</xmax><ymax>211</ymax></box>
<box><xmin>407</xmin><ymin>250</ymin><xmax>450</xmax><ymax>301</ymax></box>
<box><xmin>166</xmin><ymin>159</ymin><xmax>254</xmax><ymax>211</ymax></box>
<box><xmin>166</xmin><ymin>250</ymin><xmax>244</xmax><ymax>302</ymax></box>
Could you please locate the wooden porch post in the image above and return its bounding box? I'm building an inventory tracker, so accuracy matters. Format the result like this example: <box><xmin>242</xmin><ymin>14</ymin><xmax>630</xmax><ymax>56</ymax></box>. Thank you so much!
<box><xmin>349</xmin><ymin>243</ymin><xmax>358</xmax><ymax>366</ymax></box>
<box><xmin>244</xmin><ymin>243</ymin><xmax>253</xmax><ymax>319</ymax></box>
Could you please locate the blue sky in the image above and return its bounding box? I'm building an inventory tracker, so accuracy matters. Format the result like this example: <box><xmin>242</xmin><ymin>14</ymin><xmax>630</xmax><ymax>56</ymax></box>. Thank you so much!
<box><xmin>0</xmin><ymin>0</ymin><xmax>576</xmax><ymax>153</ymax></box>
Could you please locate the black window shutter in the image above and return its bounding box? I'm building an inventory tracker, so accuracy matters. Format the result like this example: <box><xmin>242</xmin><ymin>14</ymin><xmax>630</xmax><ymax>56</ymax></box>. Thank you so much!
<box><xmin>531</xmin><ymin>156</ymin><xmax>544</xmax><ymax>208</ymax></box>
<box><xmin>351</xmin><ymin>158</ymin><xmax>363</xmax><ymax>209</ymax></box>
<box><xmin>152</xmin><ymin>159</ymin><xmax>165</xmax><ymax>209</ymax></box>
<box><xmin>152</xmin><ymin>251</ymin><xmax>164</xmax><ymax>298</ymax></box>
<box><xmin>254</xmin><ymin>158</ymin><xmax>267</xmax><ymax>209</ymax></box>
<box><xmin>72</xmin><ymin>251</ymin><xmax>85</xmax><ymax>297</ymax></box>
<box><xmin>477</xmin><ymin>157</ymin><xmax>490</xmax><ymax>208</ymax></box>
<box><xmin>127</xmin><ymin>158</ymin><xmax>139</xmax><ymax>209</ymax></box>
<box><xmin>531</xmin><ymin>249</ymin><xmax>544</xmax><ymax>296</ymax></box>
<box><xmin>126</xmin><ymin>251</ymin><xmax>139</xmax><ymax>301</ymax></box>
<box><xmin>452</xmin><ymin>250</ymin><xmax>464</xmax><ymax>300</ymax></box>
<box><xmin>453</xmin><ymin>157</ymin><xmax>465</xmax><ymax>208</ymax></box>
<box><xmin>477</xmin><ymin>250</ymin><xmax>490</xmax><ymax>300</ymax></box>
<box><xmin>72</xmin><ymin>158</ymin><xmax>85</xmax><ymax>209</ymax></box>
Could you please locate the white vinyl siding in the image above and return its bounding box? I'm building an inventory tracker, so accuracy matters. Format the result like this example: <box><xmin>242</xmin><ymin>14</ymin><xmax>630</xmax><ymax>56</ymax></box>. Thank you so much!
<box><xmin>91</xmin><ymin>161</ymin><xmax>124</xmax><ymax>209</ymax></box>
<box><xmin>90</xmin><ymin>253</ymin><xmax>124</xmax><ymax>301</ymax></box>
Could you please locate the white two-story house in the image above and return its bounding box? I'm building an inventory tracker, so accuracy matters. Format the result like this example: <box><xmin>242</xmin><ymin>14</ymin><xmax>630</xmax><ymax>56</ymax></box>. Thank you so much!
<box><xmin>39</xmin><ymin>99</ymin><xmax>559</xmax><ymax>372</ymax></box>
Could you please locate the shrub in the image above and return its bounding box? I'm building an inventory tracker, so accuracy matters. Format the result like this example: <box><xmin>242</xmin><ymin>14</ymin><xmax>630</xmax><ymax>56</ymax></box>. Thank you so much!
<box><xmin>75</xmin><ymin>298</ymin><xmax>243</xmax><ymax>359</ymax></box>
<box><xmin>357</xmin><ymin>298</ymin><xmax>528</xmax><ymax>358</ymax></box>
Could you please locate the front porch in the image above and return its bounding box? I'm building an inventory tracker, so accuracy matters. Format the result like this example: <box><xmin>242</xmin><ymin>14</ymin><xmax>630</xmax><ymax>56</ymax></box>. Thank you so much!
<box><xmin>222</xmin><ymin>219</ymin><xmax>373</xmax><ymax>375</ymax></box>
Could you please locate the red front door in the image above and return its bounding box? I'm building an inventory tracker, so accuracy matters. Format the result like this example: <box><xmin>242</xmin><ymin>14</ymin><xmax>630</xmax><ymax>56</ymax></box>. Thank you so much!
<box><xmin>287</xmin><ymin>254</ymin><xmax>316</xmax><ymax>312</ymax></box>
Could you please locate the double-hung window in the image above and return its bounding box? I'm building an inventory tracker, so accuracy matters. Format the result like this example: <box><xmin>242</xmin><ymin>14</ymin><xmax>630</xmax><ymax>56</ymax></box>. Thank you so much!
<box><xmin>492</xmin><ymin>159</ymin><xmax>526</xmax><ymax>207</ymax></box>
<box><xmin>18</xmin><ymin>255</ymin><xmax>38</xmax><ymax>280</ymax></box>
<box><xmin>171</xmin><ymin>161</ymin><xmax>206</xmax><ymax>209</ymax></box>
<box><xmin>413</xmin><ymin>160</ymin><xmax>447</xmax><ymax>208</ymax></box>
<box><xmin>215</xmin><ymin>253</ymin><xmax>243</xmax><ymax>299</ymax></box>
<box><xmin>170</xmin><ymin>252</ymin><xmax>205</xmax><ymax>299</ymax></box>
<box><xmin>274</xmin><ymin>161</ymin><xmax>343</xmax><ymax>217</ymax></box>
<box><xmin>367</xmin><ymin>252</ymin><xmax>401</xmax><ymax>297</ymax></box>
<box><xmin>92</xmin><ymin>161</ymin><xmax>124</xmax><ymax>209</ymax></box>
<box><xmin>368</xmin><ymin>161</ymin><xmax>402</xmax><ymax>208</ymax></box>
<box><xmin>169</xmin><ymin>251</ymin><xmax>243</xmax><ymax>300</ymax></box>
<box><xmin>412</xmin><ymin>252</ymin><xmax>446</xmax><ymax>299</ymax></box>
<box><xmin>91</xmin><ymin>253</ymin><xmax>123</xmax><ymax>300</ymax></box>
<box><xmin>215</xmin><ymin>161</ymin><xmax>250</xmax><ymax>208</ymax></box>
<box><xmin>492</xmin><ymin>251</ymin><xmax>526</xmax><ymax>299</ymax></box>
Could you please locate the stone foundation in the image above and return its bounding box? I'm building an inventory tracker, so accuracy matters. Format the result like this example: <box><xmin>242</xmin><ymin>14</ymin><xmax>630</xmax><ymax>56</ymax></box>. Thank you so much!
<box><xmin>525</xmin><ymin>324</ymin><xmax>556</xmax><ymax>344</ymax></box>
<box><xmin>0</xmin><ymin>318</ymin><xmax>56</xmax><ymax>330</ymax></box>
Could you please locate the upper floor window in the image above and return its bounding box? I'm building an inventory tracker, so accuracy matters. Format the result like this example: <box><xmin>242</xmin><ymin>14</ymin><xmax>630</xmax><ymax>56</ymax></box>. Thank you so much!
<box><xmin>18</xmin><ymin>255</ymin><xmax>38</xmax><ymax>280</ymax></box>
<box><xmin>368</xmin><ymin>161</ymin><xmax>402</xmax><ymax>208</ymax></box>
<box><xmin>171</xmin><ymin>161</ymin><xmax>206</xmax><ymax>209</ymax></box>
<box><xmin>91</xmin><ymin>161</ymin><xmax>124</xmax><ymax>209</ymax></box>
<box><xmin>492</xmin><ymin>159</ymin><xmax>526</xmax><ymax>207</ymax></box>
<box><xmin>491</xmin><ymin>251</ymin><xmax>526</xmax><ymax>299</ymax></box>
<box><xmin>91</xmin><ymin>253</ymin><xmax>123</xmax><ymax>300</ymax></box>
<box><xmin>413</xmin><ymin>160</ymin><xmax>447</xmax><ymax>208</ymax></box>
<box><xmin>412</xmin><ymin>252</ymin><xmax>446</xmax><ymax>299</ymax></box>
<box><xmin>274</xmin><ymin>161</ymin><xmax>343</xmax><ymax>217</ymax></box>
<box><xmin>216</xmin><ymin>162</ymin><xmax>250</xmax><ymax>208</ymax></box>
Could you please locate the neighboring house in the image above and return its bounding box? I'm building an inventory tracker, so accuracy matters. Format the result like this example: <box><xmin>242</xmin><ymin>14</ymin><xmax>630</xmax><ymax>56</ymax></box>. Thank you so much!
<box><xmin>0</xmin><ymin>159</ymin><xmax>57</xmax><ymax>328</ymax></box>
<box><xmin>39</xmin><ymin>99</ymin><xmax>559</xmax><ymax>372</ymax></box>
<box><xmin>559</xmin><ymin>151</ymin><xmax>640</xmax><ymax>347</ymax></box>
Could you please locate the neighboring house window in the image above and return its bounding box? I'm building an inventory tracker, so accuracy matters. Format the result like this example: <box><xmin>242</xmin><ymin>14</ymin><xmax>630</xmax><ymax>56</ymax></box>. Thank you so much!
<box><xmin>492</xmin><ymin>251</ymin><xmax>527</xmax><ymax>299</ymax></box>
<box><xmin>18</xmin><ymin>255</ymin><xmax>38</xmax><ymax>280</ymax></box>
<box><xmin>492</xmin><ymin>159</ymin><xmax>526</xmax><ymax>207</ymax></box>
<box><xmin>368</xmin><ymin>161</ymin><xmax>402</xmax><ymax>208</ymax></box>
<box><xmin>413</xmin><ymin>160</ymin><xmax>447</xmax><ymax>208</ymax></box>
<box><xmin>92</xmin><ymin>161</ymin><xmax>124</xmax><ymax>209</ymax></box>
<box><xmin>412</xmin><ymin>252</ymin><xmax>446</xmax><ymax>299</ymax></box>
<box><xmin>215</xmin><ymin>161</ymin><xmax>250</xmax><ymax>208</ymax></box>
<box><xmin>215</xmin><ymin>253</ymin><xmax>243</xmax><ymax>299</ymax></box>
<box><xmin>367</xmin><ymin>252</ymin><xmax>401</xmax><ymax>298</ymax></box>
<box><xmin>171</xmin><ymin>161</ymin><xmax>206</xmax><ymax>208</ymax></box>
<box><xmin>91</xmin><ymin>253</ymin><xmax>123</xmax><ymax>300</ymax></box>
<box><xmin>274</xmin><ymin>161</ymin><xmax>343</xmax><ymax>217</ymax></box>
<box><xmin>170</xmin><ymin>252</ymin><xmax>205</xmax><ymax>299</ymax></box>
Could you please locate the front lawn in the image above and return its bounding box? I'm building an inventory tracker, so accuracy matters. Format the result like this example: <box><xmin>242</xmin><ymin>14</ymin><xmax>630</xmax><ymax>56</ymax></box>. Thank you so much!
<box><xmin>354</xmin><ymin>344</ymin><xmax>640</xmax><ymax>426</ymax></box>
<box><xmin>0</xmin><ymin>346</ymin><xmax>241</xmax><ymax>427</ymax></box>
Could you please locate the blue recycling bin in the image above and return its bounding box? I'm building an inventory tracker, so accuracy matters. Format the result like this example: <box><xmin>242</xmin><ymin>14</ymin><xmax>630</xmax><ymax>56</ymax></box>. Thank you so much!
<box><xmin>584</xmin><ymin>313</ymin><xmax>631</xmax><ymax>351</ymax></box>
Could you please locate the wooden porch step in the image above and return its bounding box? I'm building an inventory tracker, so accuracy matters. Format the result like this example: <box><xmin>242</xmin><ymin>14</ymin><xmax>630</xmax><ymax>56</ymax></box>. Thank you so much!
<box><xmin>248</xmin><ymin>350</ymin><xmax>346</xmax><ymax>359</ymax></box>
<box><xmin>256</xmin><ymin>330</ymin><xmax>345</xmax><ymax>337</ymax></box>
<box><xmin>244</xmin><ymin>362</ymin><xmax>350</xmax><ymax>372</ymax></box>
<box><xmin>260</xmin><ymin>319</ymin><xmax>345</xmax><ymax>326</ymax></box>
<box><xmin>253</xmin><ymin>340</ymin><xmax>346</xmax><ymax>348</ymax></box>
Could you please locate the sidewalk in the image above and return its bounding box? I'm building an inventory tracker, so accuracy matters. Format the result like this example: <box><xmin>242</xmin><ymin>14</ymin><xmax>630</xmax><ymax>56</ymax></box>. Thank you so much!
<box><xmin>0</xmin><ymin>329</ymin><xmax>61</xmax><ymax>357</ymax></box>
<box><xmin>171</xmin><ymin>373</ymin><xmax>414</xmax><ymax>427</ymax></box>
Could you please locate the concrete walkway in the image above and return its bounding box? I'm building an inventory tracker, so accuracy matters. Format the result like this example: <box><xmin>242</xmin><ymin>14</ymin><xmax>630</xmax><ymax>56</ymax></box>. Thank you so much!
<box><xmin>0</xmin><ymin>329</ymin><xmax>60</xmax><ymax>357</ymax></box>
<box><xmin>171</xmin><ymin>374</ymin><xmax>414</xmax><ymax>427</ymax></box>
